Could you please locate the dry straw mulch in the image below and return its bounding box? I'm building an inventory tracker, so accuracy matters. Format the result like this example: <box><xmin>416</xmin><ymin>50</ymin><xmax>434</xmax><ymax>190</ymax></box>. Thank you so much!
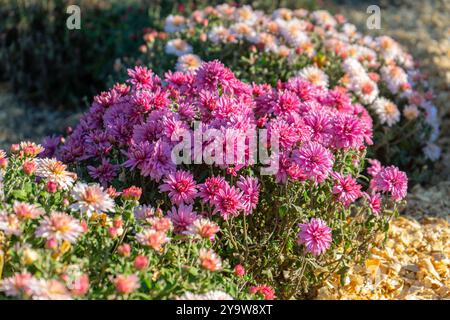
<box><xmin>317</xmin><ymin>216</ymin><xmax>449</xmax><ymax>300</ymax></box>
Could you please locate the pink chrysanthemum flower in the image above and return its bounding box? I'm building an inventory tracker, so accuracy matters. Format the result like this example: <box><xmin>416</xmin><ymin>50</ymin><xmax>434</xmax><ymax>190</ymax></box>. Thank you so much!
<box><xmin>249</xmin><ymin>285</ymin><xmax>276</xmax><ymax>300</ymax></box>
<box><xmin>331</xmin><ymin>114</ymin><xmax>365</xmax><ymax>150</ymax></box>
<box><xmin>112</xmin><ymin>274</ymin><xmax>140</xmax><ymax>295</ymax></box>
<box><xmin>373</xmin><ymin>166</ymin><xmax>408</xmax><ymax>201</ymax></box>
<box><xmin>303</xmin><ymin>111</ymin><xmax>333</xmax><ymax>147</ymax></box>
<box><xmin>122</xmin><ymin>186</ymin><xmax>142</xmax><ymax>201</ymax></box>
<box><xmin>211</xmin><ymin>183</ymin><xmax>243</xmax><ymax>219</ymax></box>
<box><xmin>367</xmin><ymin>158</ymin><xmax>383</xmax><ymax>177</ymax></box>
<box><xmin>331</xmin><ymin>172</ymin><xmax>362</xmax><ymax>207</ymax></box>
<box><xmin>35</xmin><ymin>212</ymin><xmax>83</xmax><ymax>243</ymax></box>
<box><xmin>167</xmin><ymin>204</ymin><xmax>198</xmax><ymax>234</ymax></box>
<box><xmin>198</xmin><ymin>176</ymin><xmax>226</xmax><ymax>203</ymax></box>
<box><xmin>297</xmin><ymin>218</ymin><xmax>332</xmax><ymax>256</ymax></box>
<box><xmin>194</xmin><ymin>60</ymin><xmax>234</xmax><ymax>92</ymax></box>
<box><xmin>13</xmin><ymin>201</ymin><xmax>44</xmax><ymax>220</ymax></box>
<box><xmin>292</xmin><ymin>141</ymin><xmax>333</xmax><ymax>183</ymax></box>
<box><xmin>365</xmin><ymin>192</ymin><xmax>382</xmax><ymax>215</ymax></box>
<box><xmin>269</xmin><ymin>118</ymin><xmax>300</xmax><ymax>149</ymax></box>
<box><xmin>273</xmin><ymin>90</ymin><xmax>300</xmax><ymax>116</ymax></box>
<box><xmin>159</xmin><ymin>170</ymin><xmax>198</xmax><ymax>205</ymax></box>
<box><xmin>236</xmin><ymin>176</ymin><xmax>260</xmax><ymax>214</ymax></box>
<box><xmin>127</xmin><ymin>66</ymin><xmax>160</xmax><ymax>90</ymax></box>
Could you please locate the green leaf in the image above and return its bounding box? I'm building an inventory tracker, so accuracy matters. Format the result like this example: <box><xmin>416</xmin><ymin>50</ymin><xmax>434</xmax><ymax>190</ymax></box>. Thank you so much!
<box><xmin>11</xmin><ymin>189</ymin><xmax>27</xmax><ymax>201</ymax></box>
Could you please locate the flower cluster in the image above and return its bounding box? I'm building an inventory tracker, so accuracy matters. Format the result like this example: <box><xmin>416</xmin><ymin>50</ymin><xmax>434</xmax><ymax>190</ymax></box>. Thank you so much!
<box><xmin>0</xmin><ymin>146</ymin><xmax>256</xmax><ymax>300</ymax></box>
<box><xmin>53</xmin><ymin>61</ymin><xmax>407</xmax><ymax>298</ymax></box>
<box><xmin>131</xmin><ymin>4</ymin><xmax>440</xmax><ymax>182</ymax></box>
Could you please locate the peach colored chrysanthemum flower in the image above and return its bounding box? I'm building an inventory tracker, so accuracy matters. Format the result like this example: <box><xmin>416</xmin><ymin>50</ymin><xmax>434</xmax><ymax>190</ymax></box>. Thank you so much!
<box><xmin>112</xmin><ymin>274</ymin><xmax>140</xmax><ymax>295</ymax></box>
<box><xmin>136</xmin><ymin>228</ymin><xmax>170</xmax><ymax>251</ymax></box>
<box><xmin>30</xmin><ymin>279</ymin><xmax>72</xmax><ymax>300</ymax></box>
<box><xmin>13</xmin><ymin>201</ymin><xmax>44</xmax><ymax>220</ymax></box>
<box><xmin>35</xmin><ymin>212</ymin><xmax>83</xmax><ymax>243</ymax></box>
<box><xmin>0</xmin><ymin>210</ymin><xmax>21</xmax><ymax>236</ymax></box>
<box><xmin>19</xmin><ymin>141</ymin><xmax>44</xmax><ymax>158</ymax></box>
<box><xmin>198</xmin><ymin>248</ymin><xmax>222</xmax><ymax>271</ymax></box>
<box><xmin>185</xmin><ymin>218</ymin><xmax>220</xmax><ymax>241</ymax></box>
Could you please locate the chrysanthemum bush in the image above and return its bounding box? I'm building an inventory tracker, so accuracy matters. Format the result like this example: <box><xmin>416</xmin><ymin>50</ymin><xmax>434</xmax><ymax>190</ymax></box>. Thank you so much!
<box><xmin>0</xmin><ymin>144</ymin><xmax>258</xmax><ymax>300</ymax></box>
<box><xmin>43</xmin><ymin>61</ymin><xmax>409</xmax><ymax>298</ymax></box>
<box><xmin>124</xmin><ymin>4</ymin><xmax>441</xmax><ymax>182</ymax></box>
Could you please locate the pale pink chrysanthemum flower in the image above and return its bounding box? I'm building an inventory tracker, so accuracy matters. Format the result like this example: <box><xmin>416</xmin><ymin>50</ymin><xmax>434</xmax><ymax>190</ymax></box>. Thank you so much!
<box><xmin>296</xmin><ymin>66</ymin><xmax>329</xmax><ymax>88</ymax></box>
<box><xmin>297</xmin><ymin>218</ymin><xmax>332</xmax><ymax>256</ymax></box>
<box><xmin>34</xmin><ymin>158</ymin><xmax>75</xmax><ymax>190</ymax></box>
<box><xmin>164</xmin><ymin>14</ymin><xmax>187</xmax><ymax>33</ymax></box>
<box><xmin>373</xmin><ymin>166</ymin><xmax>408</xmax><ymax>201</ymax></box>
<box><xmin>177</xmin><ymin>290</ymin><xmax>233</xmax><ymax>300</ymax></box>
<box><xmin>30</xmin><ymin>279</ymin><xmax>72</xmax><ymax>300</ymax></box>
<box><xmin>236</xmin><ymin>176</ymin><xmax>260</xmax><ymax>214</ymax></box>
<box><xmin>13</xmin><ymin>201</ymin><xmax>44</xmax><ymax>220</ymax></box>
<box><xmin>165</xmin><ymin>39</ymin><xmax>193</xmax><ymax>57</ymax></box>
<box><xmin>175</xmin><ymin>54</ymin><xmax>203</xmax><ymax>72</ymax></box>
<box><xmin>0</xmin><ymin>210</ymin><xmax>22</xmax><ymax>236</ymax></box>
<box><xmin>159</xmin><ymin>170</ymin><xmax>198</xmax><ymax>205</ymax></box>
<box><xmin>185</xmin><ymin>218</ymin><xmax>220</xmax><ymax>241</ymax></box>
<box><xmin>133</xmin><ymin>205</ymin><xmax>155</xmax><ymax>221</ymax></box>
<box><xmin>331</xmin><ymin>172</ymin><xmax>362</xmax><ymax>207</ymax></box>
<box><xmin>211</xmin><ymin>183</ymin><xmax>243</xmax><ymax>219</ymax></box>
<box><xmin>371</xmin><ymin>98</ymin><xmax>400</xmax><ymax>127</ymax></box>
<box><xmin>198</xmin><ymin>248</ymin><xmax>222</xmax><ymax>272</ymax></box>
<box><xmin>35</xmin><ymin>212</ymin><xmax>84</xmax><ymax>244</ymax></box>
<box><xmin>292</xmin><ymin>141</ymin><xmax>333</xmax><ymax>183</ymax></box>
<box><xmin>0</xmin><ymin>272</ymin><xmax>34</xmax><ymax>297</ymax></box>
<box><xmin>167</xmin><ymin>204</ymin><xmax>198</xmax><ymax>234</ymax></box>
<box><xmin>69</xmin><ymin>182</ymin><xmax>115</xmax><ymax>217</ymax></box>
<box><xmin>136</xmin><ymin>228</ymin><xmax>170</xmax><ymax>251</ymax></box>
<box><xmin>112</xmin><ymin>274</ymin><xmax>140</xmax><ymax>295</ymax></box>
<box><xmin>198</xmin><ymin>176</ymin><xmax>226</xmax><ymax>204</ymax></box>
